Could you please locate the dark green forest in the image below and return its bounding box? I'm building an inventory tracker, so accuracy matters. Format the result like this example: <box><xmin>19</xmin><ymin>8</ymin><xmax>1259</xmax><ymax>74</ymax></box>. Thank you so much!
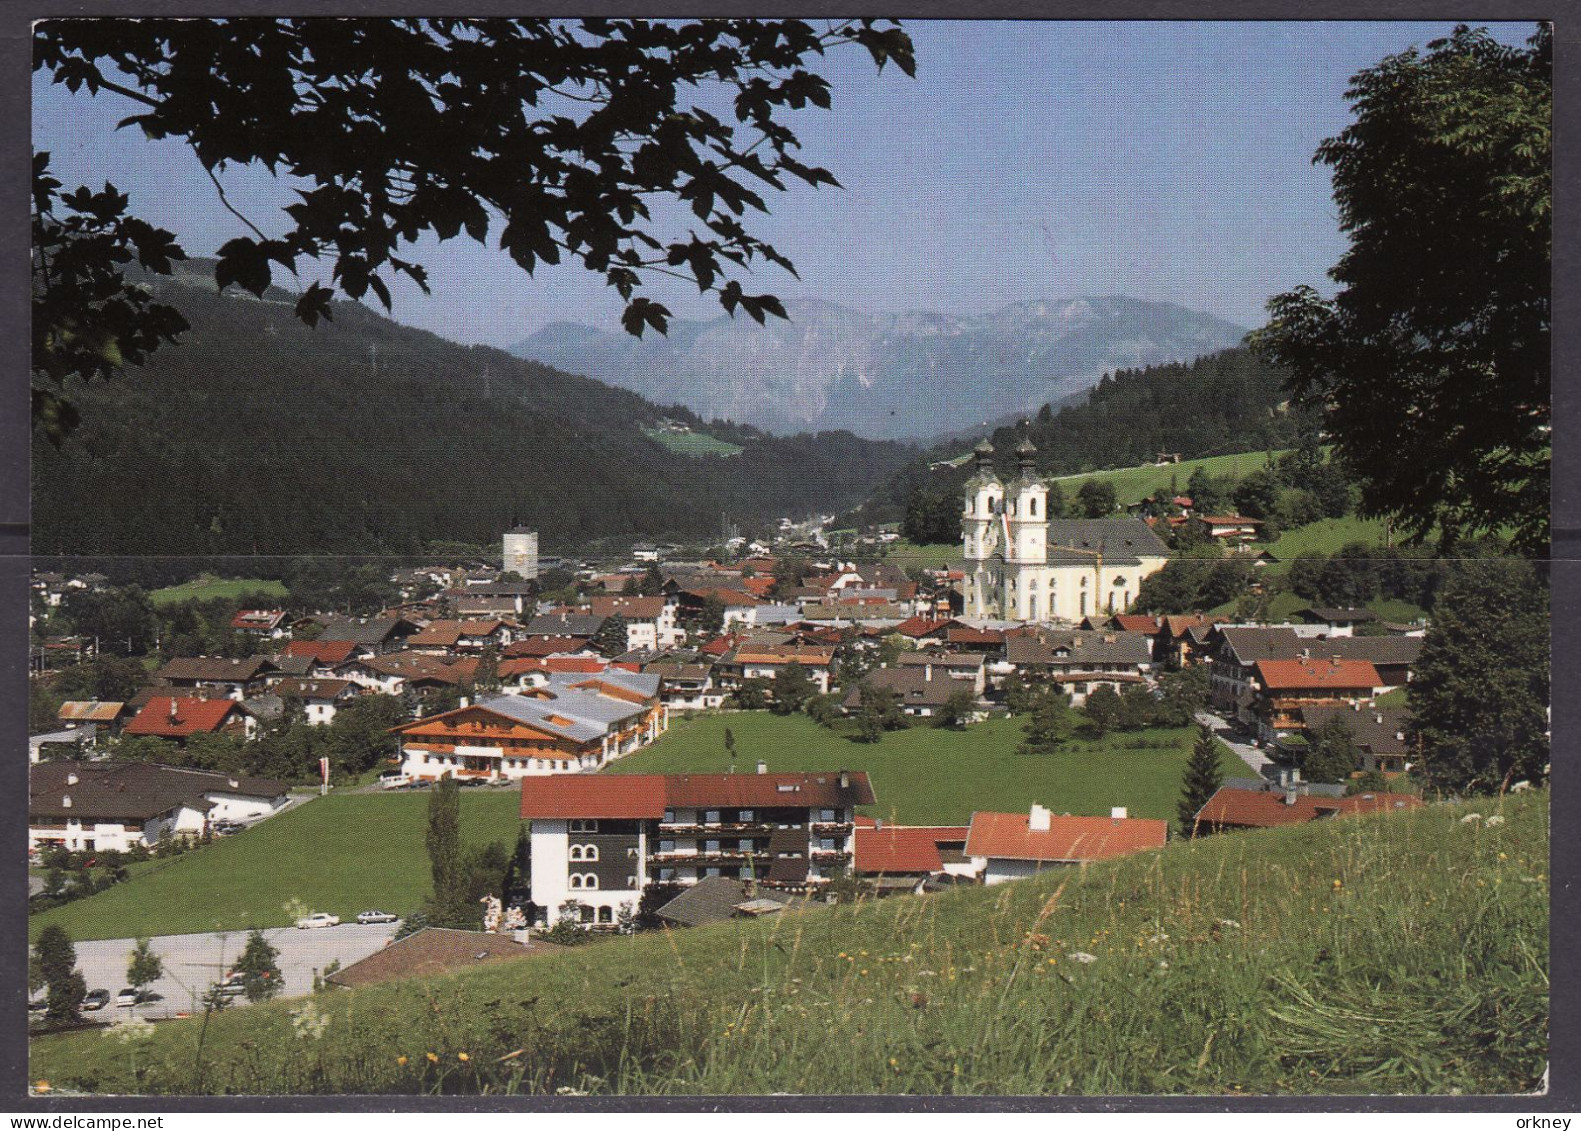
<box><xmin>32</xmin><ymin>275</ymin><xmax>916</xmax><ymax>557</ymax></box>
<box><xmin>844</xmin><ymin>346</ymin><xmax>1316</xmax><ymax>530</ymax></box>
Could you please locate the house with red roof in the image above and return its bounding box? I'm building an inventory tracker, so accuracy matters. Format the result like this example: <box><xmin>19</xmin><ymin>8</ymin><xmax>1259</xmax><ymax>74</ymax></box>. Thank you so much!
<box><xmin>124</xmin><ymin>696</ymin><xmax>256</xmax><ymax>743</ymax></box>
<box><xmin>282</xmin><ymin>639</ymin><xmax>360</xmax><ymax>667</ymax></box>
<box><xmin>964</xmin><ymin>804</ymin><xmax>1168</xmax><ymax>885</ymax></box>
<box><xmin>230</xmin><ymin>609</ymin><xmax>292</xmax><ymax>640</ymax></box>
<box><xmin>519</xmin><ymin>769</ymin><xmax>875</xmax><ymax>927</ymax></box>
<box><xmin>853</xmin><ymin>818</ymin><xmax>976</xmax><ymax>892</ymax></box>
<box><xmin>1192</xmin><ymin>784</ymin><xmax>1423</xmax><ymax>834</ymax></box>
<box><xmin>1252</xmin><ymin>657</ymin><xmax>1383</xmax><ymax>743</ymax></box>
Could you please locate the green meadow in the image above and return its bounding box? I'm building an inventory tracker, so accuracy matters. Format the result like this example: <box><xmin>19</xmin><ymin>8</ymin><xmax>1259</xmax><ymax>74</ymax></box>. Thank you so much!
<box><xmin>607</xmin><ymin>712</ymin><xmax>1245</xmax><ymax>827</ymax></box>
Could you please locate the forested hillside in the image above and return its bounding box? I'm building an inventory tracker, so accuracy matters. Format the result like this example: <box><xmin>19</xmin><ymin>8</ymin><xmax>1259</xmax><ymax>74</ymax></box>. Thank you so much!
<box><xmin>847</xmin><ymin>347</ymin><xmax>1315</xmax><ymax>529</ymax></box>
<box><xmin>32</xmin><ymin>278</ymin><xmax>916</xmax><ymax>556</ymax></box>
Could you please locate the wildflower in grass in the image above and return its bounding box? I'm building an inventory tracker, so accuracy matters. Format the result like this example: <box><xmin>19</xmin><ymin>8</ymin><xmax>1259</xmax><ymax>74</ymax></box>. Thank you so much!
<box><xmin>105</xmin><ymin>1016</ymin><xmax>156</xmax><ymax>1044</ymax></box>
<box><xmin>1499</xmin><ymin>852</ymin><xmax>1509</xmax><ymax>861</ymax></box>
<box><xmin>1067</xmin><ymin>952</ymin><xmax>1098</xmax><ymax>964</ymax></box>
<box><xmin>396</xmin><ymin>1056</ymin><xmax>408</xmax><ymax>1067</ymax></box>
<box><xmin>1332</xmin><ymin>879</ymin><xmax>1343</xmax><ymax>889</ymax></box>
<box><xmin>1461</xmin><ymin>813</ymin><xmax>1483</xmax><ymax>824</ymax></box>
<box><xmin>555</xmin><ymin>1086</ymin><xmax>589</xmax><ymax>1096</ymax></box>
<box><xmin>426</xmin><ymin>1052</ymin><xmax>439</xmax><ymax>1063</ymax></box>
<box><xmin>1217</xmin><ymin>918</ymin><xmax>1241</xmax><ymax>929</ymax></box>
<box><xmin>33</xmin><ymin>1081</ymin><xmax>50</xmax><ymax>1094</ymax></box>
<box><xmin>1486</xmin><ymin>814</ymin><xmax>1506</xmax><ymax>827</ymax></box>
<box><xmin>290</xmin><ymin>1000</ymin><xmax>330</xmax><ymax>1041</ymax></box>
<box><xmin>458</xmin><ymin>1052</ymin><xmax>470</xmax><ymax>1062</ymax></box>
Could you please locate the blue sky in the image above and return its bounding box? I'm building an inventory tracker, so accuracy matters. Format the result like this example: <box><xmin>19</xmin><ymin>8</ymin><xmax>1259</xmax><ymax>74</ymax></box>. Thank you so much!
<box><xmin>32</xmin><ymin>19</ymin><xmax>1539</xmax><ymax>348</ymax></box>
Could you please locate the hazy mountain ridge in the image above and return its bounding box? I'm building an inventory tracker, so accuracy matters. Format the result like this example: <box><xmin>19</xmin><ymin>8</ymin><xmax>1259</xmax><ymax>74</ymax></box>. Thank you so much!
<box><xmin>512</xmin><ymin>296</ymin><xmax>1247</xmax><ymax>440</ymax></box>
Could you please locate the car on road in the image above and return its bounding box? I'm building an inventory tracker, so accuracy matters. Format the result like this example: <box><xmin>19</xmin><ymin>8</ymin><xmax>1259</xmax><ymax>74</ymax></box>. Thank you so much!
<box><xmin>295</xmin><ymin>912</ymin><xmax>341</xmax><ymax>929</ymax></box>
<box><xmin>82</xmin><ymin>988</ymin><xmax>112</xmax><ymax>1011</ymax></box>
<box><xmin>356</xmin><ymin>910</ymin><xmax>398</xmax><ymax>925</ymax></box>
<box><xmin>378</xmin><ymin>772</ymin><xmax>411</xmax><ymax>790</ymax></box>
<box><xmin>115</xmin><ymin>987</ymin><xmax>154</xmax><ymax>1007</ymax></box>
<box><xmin>214</xmin><ymin>973</ymin><xmax>249</xmax><ymax>997</ymax></box>
<box><xmin>212</xmin><ymin>819</ymin><xmax>245</xmax><ymax>836</ymax></box>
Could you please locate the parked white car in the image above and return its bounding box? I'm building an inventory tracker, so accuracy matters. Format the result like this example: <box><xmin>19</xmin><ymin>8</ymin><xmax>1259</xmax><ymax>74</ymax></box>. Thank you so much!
<box><xmin>294</xmin><ymin>912</ymin><xmax>340</xmax><ymax>929</ymax></box>
<box><xmin>356</xmin><ymin>910</ymin><xmax>398</xmax><ymax>925</ymax></box>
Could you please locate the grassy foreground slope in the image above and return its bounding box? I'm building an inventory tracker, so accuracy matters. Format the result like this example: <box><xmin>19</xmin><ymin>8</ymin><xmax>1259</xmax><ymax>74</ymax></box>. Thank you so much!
<box><xmin>28</xmin><ymin>792</ymin><xmax>522</xmax><ymax>943</ymax></box>
<box><xmin>32</xmin><ymin>790</ymin><xmax>1547</xmax><ymax>1096</ymax></box>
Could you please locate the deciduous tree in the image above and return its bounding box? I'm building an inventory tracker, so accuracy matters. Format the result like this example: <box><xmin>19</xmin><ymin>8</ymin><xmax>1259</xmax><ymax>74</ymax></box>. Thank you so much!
<box><xmin>1252</xmin><ymin>25</ymin><xmax>1550</xmax><ymax>554</ymax></box>
<box><xmin>1408</xmin><ymin>556</ymin><xmax>1548</xmax><ymax>794</ymax></box>
<box><xmin>33</xmin><ymin>18</ymin><xmax>914</xmax><ymax>441</ymax></box>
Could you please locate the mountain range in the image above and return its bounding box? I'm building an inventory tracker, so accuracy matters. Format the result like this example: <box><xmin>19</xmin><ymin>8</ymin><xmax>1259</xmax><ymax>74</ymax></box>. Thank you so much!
<box><xmin>31</xmin><ymin>272</ymin><xmax>916</xmax><ymax>558</ymax></box>
<box><xmin>511</xmin><ymin>296</ymin><xmax>1247</xmax><ymax>440</ymax></box>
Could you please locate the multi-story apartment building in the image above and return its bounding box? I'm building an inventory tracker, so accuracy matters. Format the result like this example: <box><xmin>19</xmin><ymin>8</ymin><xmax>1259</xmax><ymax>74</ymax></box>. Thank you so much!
<box><xmin>518</xmin><ymin>769</ymin><xmax>876</xmax><ymax>927</ymax></box>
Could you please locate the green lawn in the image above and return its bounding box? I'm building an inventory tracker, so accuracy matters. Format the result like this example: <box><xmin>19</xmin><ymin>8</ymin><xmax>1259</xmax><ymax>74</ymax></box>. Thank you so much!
<box><xmin>1255</xmin><ymin>516</ymin><xmax>1397</xmax><ymax>569</ymax></box>
<box><xmin>879</xmin><ymin>541</ymin><xmax>963</xmax><ymax>572</ymax></box>
<box><xmin>607</xmin><ymin>712</ymin><xmax>1243</xmax><ymax>826</ymax></box>
<box><xmin>150</xmin><ymin>577</ymin><xmax>288</xmax><ymax>607</ymax></box>
<box><xmin>28</xmin><ymin>791</ymin><xmax>523</xmax><ymax>943</ymax></box>
<box><xmin>641</xmin><ymin>427</ymin><xmax>744</xmax><ymax>458</ymax></box>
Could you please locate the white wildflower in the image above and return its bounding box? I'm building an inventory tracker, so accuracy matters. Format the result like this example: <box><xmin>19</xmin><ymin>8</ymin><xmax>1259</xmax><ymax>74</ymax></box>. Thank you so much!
<box><xmin>1067</xmin><ymin>952</ymin><xmax>1098</xmax><ymax>964</ymax></box>
<box><xmin>1216</xmin><ymin>918</ymin><xmax>1241</xmax><ymax>929</ymax></box>
<box><xmin>555</xmin><ymin>1087</ymin><xmax>589</xmax><ymax>1097</ymax></box>
<box><xmin>1485</xmin><ymin>815</ymin><xmax>1506</xmax><ymax>828</ymax></box>
<box><xmin>290</xmin><ymin>1000</ymin><xmax>330</xmax><ymax>1041</ymax></box>
<box><xmin>105</xmin><ymin>1016</ymin><xmax>156</xmax><ymax>1044</ymax></box>
<box><xmin>1157</xmin><ymin>960</ymin><xmax>1170</xmax><ymax>971</ymax></box>
<box><xmin>1147</xmin><ymin>932</ymin><xmax>1170</xmax><ymax>944</ymax></box>
<box><xmin>1460</xmin><ymin>813</ymin><xmax>1483</xmax><ymax>825</ymax></box>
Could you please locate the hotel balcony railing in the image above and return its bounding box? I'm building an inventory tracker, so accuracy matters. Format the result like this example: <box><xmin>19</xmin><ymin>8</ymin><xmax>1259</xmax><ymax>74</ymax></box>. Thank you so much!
<box><xmin>650</xmin><ymin>849</ymin><xmax>773</xmax><ymax>865</ymax></box>
<box><xmin>658</xmin><ymin>820</ymin><xmax>799</xmax><ymax>835</ymax></box>
<box><xmin>809</xmin><ymin>822</ymin><xmax>853</xmax><ymax>836</ymax></box>
<box><xmin>810</xmin><ymin>849</ymin><xmax>852</xmax><ymax>863</ymax></box>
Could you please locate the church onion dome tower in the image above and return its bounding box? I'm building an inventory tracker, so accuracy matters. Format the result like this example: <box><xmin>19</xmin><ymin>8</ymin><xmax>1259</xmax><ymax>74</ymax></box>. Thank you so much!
<box><xmin>1013</xmin><ymin>436</ymin><xmax>1042</xmax><ymax>486</ymax></box>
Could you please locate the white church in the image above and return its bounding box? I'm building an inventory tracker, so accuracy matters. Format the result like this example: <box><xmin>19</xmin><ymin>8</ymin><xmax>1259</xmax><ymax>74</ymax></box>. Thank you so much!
<box><xmin>961</xmin><ymin>438</ymin><xmax>1170</xmax><ymax>622</ymax></box>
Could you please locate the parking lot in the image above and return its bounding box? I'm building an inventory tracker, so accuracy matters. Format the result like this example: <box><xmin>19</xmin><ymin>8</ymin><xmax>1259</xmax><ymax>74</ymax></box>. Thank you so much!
<box><xmin>66</xmin><ymin>922</ymin><xmax>401</xmax><ymax>1019</ymax></box>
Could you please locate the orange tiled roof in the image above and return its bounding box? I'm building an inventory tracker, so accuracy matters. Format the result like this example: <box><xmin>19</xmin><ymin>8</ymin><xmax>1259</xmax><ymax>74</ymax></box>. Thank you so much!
<box><xmin>964</xmin><ymin>811</ymin><xmax>1167</xmax><ymax>863</ymax></box>
<box><xmin>125</xmin><ymin>697</ymin><xmax>248</xmax><ymax>737</ymax></box>
<box><xmin>1195</xmin><ymin>787</ymin><xmax>1423</xmax><ymax>830</ymax></box>
<box><xmin>1255</xmin><ymin>658</ymin><xmax>1381</xmax><ymax>691</ymax></box>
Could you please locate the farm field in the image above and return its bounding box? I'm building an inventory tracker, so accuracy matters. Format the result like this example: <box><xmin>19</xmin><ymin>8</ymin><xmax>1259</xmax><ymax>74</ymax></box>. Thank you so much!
<box><xmin>149</xmin><ymin>576</ymin><xmax>289</xmax><ymax>606</ymax></box>
<box><xmin>641</xmin><ymin>427</ymin><xmax>744</xmax><ymax>458</ymax></box>
<box><xmin>28</xmin><ymin>791</ymin><xmax>523</xmax><ymax>943</ymax></box>
<box><xmin>606</xmin><ymin>711</ymin><xmax>1243</xmax><ymax>827</ymax></box>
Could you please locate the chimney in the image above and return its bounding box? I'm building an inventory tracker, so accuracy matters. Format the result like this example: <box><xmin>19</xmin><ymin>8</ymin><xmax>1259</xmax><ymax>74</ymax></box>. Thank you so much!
<box><xmin>839</xmin><ymin>770</ymin><xmax>850</xmax><ymax>789</ymax></box>
<box><xmin>924</xmin><ymin>663</ymin><xmax>933</xmax><ymax>682</ymax></box>
<box><xmin>459</xmin><ymin>696</ymin><xmax>470</xmax><ymax>709</ymax></box>
<box><xmin>1110</xmin><ymin>806</ymin><xmax>1127</xmax><ymax>820</ymax></box>
<box><xmin>1331</xmin><ymin>655</ymin><xmax>1341</xmax><ymax>668</ymax></box>
<box><xmin>62</xmin><ymin>795</ymin><xmax>72</xmax><ymax>808</ymax></box>
<box><xmin>1283</xmin><ymin>786</ymin><xmax>1298</xmax><ymax>806</ymax></box>
<box><xmin>875</xmin><ymin>818</ymin><xmax>883</xmax><ymax>831</ymax></box>
<box><xmin>1029</xmin><ymin>803</ymin><xmax>1051</xmax><ymax>832</ymax></box>
<box><xmin>169</xmin><ymin>699</ymin><xmax>179</xmax><ymax>722</ymax></box>
<box><xmin>756</xmin><ymin>760</ymin><xmax>767</xmax><ymax>775</ymax></box>
<box><xmin>1374</xmin><ymin>713</ymin><xmax>1383</xmax><ymax>725</ymax></box>
<box><xmin>66</xmin><ymin>773</ymin><xmax>78</xmax><ymax>786</ymax></box>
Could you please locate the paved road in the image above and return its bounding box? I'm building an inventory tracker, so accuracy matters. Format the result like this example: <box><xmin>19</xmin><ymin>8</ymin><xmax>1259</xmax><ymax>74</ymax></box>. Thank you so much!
<box><xmin>1195</xmin><ymin>710</ymin><xmax>1275</xmax><ymax>778</ymax></box>
<box><xmin>69</xmin><ymin>924</ymin><xmax>400</xmax><ymax>1020</ymax></box>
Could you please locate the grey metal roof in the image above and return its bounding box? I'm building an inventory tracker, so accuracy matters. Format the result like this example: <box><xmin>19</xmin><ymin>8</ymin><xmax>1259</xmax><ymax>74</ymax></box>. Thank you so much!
<box><xmin>1005</xmin><ymin>630</ymin><xmax>1153</xmax><ymax>667</ymax></box>
<box><xmin>524</xmin><ymin>613</ymin><xmax>605</xmax><ymax>637</ymax></box>
<box><xmin>1044</xmin><ymin>519</ymin><xmax>1170</xmax><ymax>565</ymax></box>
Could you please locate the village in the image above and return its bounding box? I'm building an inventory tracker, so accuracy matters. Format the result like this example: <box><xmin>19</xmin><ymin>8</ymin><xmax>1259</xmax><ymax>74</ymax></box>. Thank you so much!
<box><xmin>25</xmin><ymin>452</ymin><xmax>1447</xmax><ymax>1013</ymax></box>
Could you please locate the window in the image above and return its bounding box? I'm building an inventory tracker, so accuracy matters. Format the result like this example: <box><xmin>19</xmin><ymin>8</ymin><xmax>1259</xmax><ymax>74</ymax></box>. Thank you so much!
<box><xmin>704</xmin><ymin>809</ymin><xmax>721</xmax><ymax>824</ymax></box>
<box><xmin>738</xmin><ymin>809</ymin><xmax>754</xmax><ymax>822</ymax></box>
<box><xmin>663</xmin><ymin>809</ymin><xmax>675</xmax><ymax>823</ymax></box>
<box><xmin>818</xmin><ymin>809</ymin><xmax>836</xmax><ymax>822</ymax></box>
<box><xmin>740</xmin><ymin>838</ymin><xmax>754</xmax><ymax>852</ymax></box>
<box><xmin>1030</xmin><ymin>497</ymin><xmax>1038</xmax><ymax>516</ymax></box>
<box><xmin>705</xmin><ymin>867</ymin><xmax>722</xmax><ymax>878</ymax></box>
<box><xmin>569</xmin><ymin>844</ymin><xmax>583</xmax><ymax>861</ymax></box>
<box><xmin>705</xmin><ymin>840</ymin><xmax>721</xmax><ymax>853</ymax></box>
<box><xmin>819</xmin><ymin>838</ymin><xmax>837</xmax><ymax>851</ymax></box>
<box><xmin>578</xmin><ymin>873</ymin><xmax>599</xmax><ymax>890</ymax></box>
<box><xmin>658</xmin><ymin>868</ymin><xmax>675</xmax><ymax>882</ymax></box>
<box><xmin>569</xmin><ymin>844</ymin><xmax>598</xmax><ymax>862</ymax></box>
<box><xmin>568</xmin><ymin>873</ymin><xmax>583</xmax><ymax>889</ymax></box>
<box><xmin>569</xmin><ymin>818</ymin><xmax>599</xmax><ymax>834</ymax></box>
<box><xmin>598</xmin><ymin>906</ymin><xmax>613</xmax><ymax>923</ymax></box>
<box><xmin>627</xmin><ymin>876</ymin><xmax>640</xmax><ymax>888</ymax></box>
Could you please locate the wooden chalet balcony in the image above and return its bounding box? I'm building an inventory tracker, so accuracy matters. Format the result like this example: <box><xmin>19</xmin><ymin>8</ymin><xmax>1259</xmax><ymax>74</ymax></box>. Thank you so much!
<box><xmin>809</xmin><ymin>822</ymin><xmax>853</xmax><ymax>836</ymax></box>
<box><xmin>810</xmin><ymin>848</ymin><xmax>852</xmax><ymax>863</ymax></box>
<box><xmin>650</xmin><ymin>848</ymin><xmax>773</xmax><ymax>865</ymax></box>
<box><xmin>659</xmin><ymin>820</ymin><xmax>799</xmax><ymax>835</ymax></box>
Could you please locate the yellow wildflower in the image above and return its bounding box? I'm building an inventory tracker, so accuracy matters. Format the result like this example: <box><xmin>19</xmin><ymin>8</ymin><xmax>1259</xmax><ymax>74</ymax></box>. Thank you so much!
<box><xmin>397</xmin><ymin>1055</ymin><xmax>408</xmax><ymax>1067</ymax></box>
